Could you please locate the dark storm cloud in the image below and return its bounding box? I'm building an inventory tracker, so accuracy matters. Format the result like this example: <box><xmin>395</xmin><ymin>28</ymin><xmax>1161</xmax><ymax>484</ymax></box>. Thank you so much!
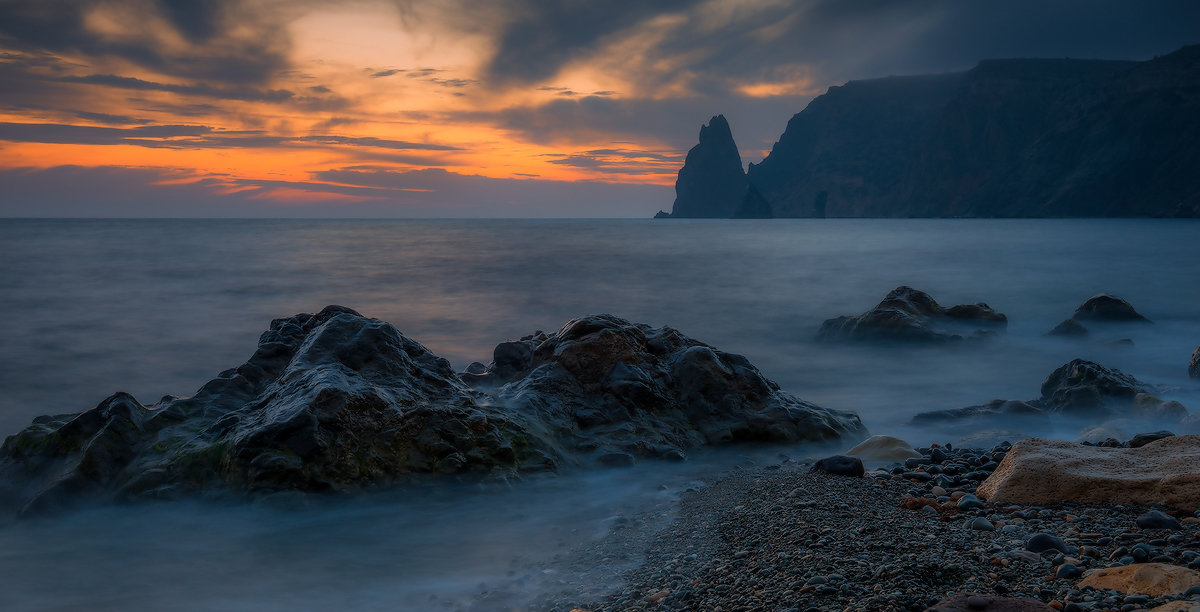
<box><xmin>481</xmin><ymin>0</ymin><xmax>1200</xmax><ymax>89</ymax></box>
<box><xmin>56</xmin><ymin>74</ymin><xmax>296</xmax><ymax>103</ymax></box>
<box><xmin>0</xmin><ymin>122</ymin><xmax>461</xmax><ymax>152</ymax></box>
<box><xmin>454</xmin><ymin>94</ymin><xmax>813</xmax><ymax>155</ymax></box>
<box><xmin>72</xmin><ymin>111</ymin><xmax>151</xmax><ymax>125</ymax></box>
<box><xmin>545</xmin><ymin>148</ymin><xmax>681</xmax><ymax>175</ymax></box>
<box><xmin>470</xmin><ymin>0</ymin><xmax>1200</xmax><ymax>162</ymax></box>
<box><xmin>481</xmin><ymin>0</ymin><xmax>701</xmax><ymax>86</ymax></box>
<box><xmin>0</xmin><ymin>0</ymin><xmax>291</xmax><ymax>85</ymax></box>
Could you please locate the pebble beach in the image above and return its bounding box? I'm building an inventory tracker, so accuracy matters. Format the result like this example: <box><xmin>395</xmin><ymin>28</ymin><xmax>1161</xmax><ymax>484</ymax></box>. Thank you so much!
<box><xmin>544</xmin><ymin>441</ymin><xmax>1200</xmax><ymax>612</ymax></box>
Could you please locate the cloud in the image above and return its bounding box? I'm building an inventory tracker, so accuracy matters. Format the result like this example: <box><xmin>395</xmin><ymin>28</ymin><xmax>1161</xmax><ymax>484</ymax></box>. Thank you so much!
<box><xmin>544</xmin><ymin>148</ymin><xmax>681</xmax><ymax>175</ymax></box>
<box><xmin>56</xmin><ymin>74</ymin><xmax>297</xmax><ymax>103</ymax></box>
<box><xmin>0</xmin><ymin>0</ymin><xmax>293</xmax><ymax>85</ymax></box>
<box><xmin>0</xmin><ymin>165</ymin><xmax>671</xmax><ymax>218</ymax></box>
<box><xmin>72</xmin><ymin>111</ymin><xmax>151</xmax><ymax>125</ymax></box>
<box><xmin>0</xmin><ymin>122</ymin><xmax>461</xmax><ymax>153</ymax></box>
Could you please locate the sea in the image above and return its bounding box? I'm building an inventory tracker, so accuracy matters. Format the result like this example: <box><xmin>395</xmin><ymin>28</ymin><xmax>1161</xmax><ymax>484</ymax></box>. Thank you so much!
<box><xmin>0</xmin><ymin>218</ymin><xmax>1198</xmax><ymax>610</ymax></box>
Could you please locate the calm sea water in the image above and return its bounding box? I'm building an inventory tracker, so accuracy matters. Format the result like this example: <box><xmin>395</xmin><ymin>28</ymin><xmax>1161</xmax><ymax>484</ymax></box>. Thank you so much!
<box><xmin>0</xmin><ymin>218</ymin><xmax>1198</xmax><ymax>610</ymax></box>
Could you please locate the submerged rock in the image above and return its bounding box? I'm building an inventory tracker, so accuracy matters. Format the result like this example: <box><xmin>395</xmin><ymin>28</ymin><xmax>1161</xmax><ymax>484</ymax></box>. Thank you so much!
<box><xmin>909</xmin><ymin>400</ymin><xmax>1048</xmax><ymax>428</ymax></box>
<box><xmin>816</xmin><ymin>286</ymin><xmax>1006</xmax><ymax>344</ymax></box>
<box><xmin>1046</xmin><ymin>318</ymin><xmax>1089</xmax><ymax>337</ymax></box>
<box><xmin>977</xmin><ymin>435</ymin><xmax>1200</xmax><ymax>511</ymax></box>
<box><xmin>0</xmin><ymin>308</ymin><xmax>865</xmax><ymax>516</ymax></box>
<box><xmin>1072</xmin><ymin>294</ymin><xmax>1151</xmax><ymax>323</ymax></box>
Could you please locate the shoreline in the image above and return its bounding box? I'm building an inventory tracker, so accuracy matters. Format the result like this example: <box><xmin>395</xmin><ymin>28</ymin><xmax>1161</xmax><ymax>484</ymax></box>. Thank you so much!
<box><xmin>543</xmin><ymin>443</ymin><xmax>1200</xmax><ymax>612</ymax></box>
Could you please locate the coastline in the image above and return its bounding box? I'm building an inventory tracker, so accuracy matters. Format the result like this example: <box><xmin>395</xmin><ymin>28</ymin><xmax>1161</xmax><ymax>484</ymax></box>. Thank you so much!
<box><xmin>546</xmin><ymin>442</ymin><xmax>1200</xmax><ymax>612</ymax></box>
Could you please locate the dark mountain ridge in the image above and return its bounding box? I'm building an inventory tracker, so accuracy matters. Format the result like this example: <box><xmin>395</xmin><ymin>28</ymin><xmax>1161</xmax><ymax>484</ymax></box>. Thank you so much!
<box><xmin>663</xmin><ymin>44</ymin><xmax>1200</xmax><ymax>218</ymax></box>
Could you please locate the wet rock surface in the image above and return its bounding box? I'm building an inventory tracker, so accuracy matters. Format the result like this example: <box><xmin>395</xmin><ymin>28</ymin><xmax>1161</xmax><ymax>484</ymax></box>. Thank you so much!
<box><xmin>912</xmin><ymin>358</ymin><xmax>1189</xmax><ymax>433</ymax></box>
<box><xmin>551</xmin><ymin>441</ymin><xmax>1200</xmax><ymax>612</ymax></box>
<box><xmin>1191</xmin><ymin>346</ymin><xmax>1200</xmax><ymax>379</ymax></box>
<box><xmin>0</xmin><ymin>308</ymin><xmax>865</xmax><ymax>516</ymax></box>
<box><xmin>1072</xmin><ymin>294</ymin><xmax>1151</xmax><ymax>323</ymax></box>
<box><xmin>817</xmin><ymin>286</ymin><xmax>1007</xmax><ymax>344</ymax></box>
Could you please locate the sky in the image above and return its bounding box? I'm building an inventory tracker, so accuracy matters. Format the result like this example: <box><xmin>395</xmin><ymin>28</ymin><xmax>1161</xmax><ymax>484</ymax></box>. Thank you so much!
<box><xmin>0</xmin><ymin>0</ymin><xmax>1197</xmax><ymax>218</ymax></box>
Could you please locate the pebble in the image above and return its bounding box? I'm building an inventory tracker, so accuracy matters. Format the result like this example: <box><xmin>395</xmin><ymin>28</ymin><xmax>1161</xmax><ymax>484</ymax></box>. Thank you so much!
<box><xmin>544</xmin><ymin>442</ymin><xmax>1200</xmax><ymax>612</ymax></box>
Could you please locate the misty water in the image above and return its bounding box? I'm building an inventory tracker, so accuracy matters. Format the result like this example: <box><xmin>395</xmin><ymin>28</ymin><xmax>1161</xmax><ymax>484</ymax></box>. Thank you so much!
<box><xmin>1</xmin><ymin>218</ymin><xmax>1198</xmax><ymax>610</ymax></box>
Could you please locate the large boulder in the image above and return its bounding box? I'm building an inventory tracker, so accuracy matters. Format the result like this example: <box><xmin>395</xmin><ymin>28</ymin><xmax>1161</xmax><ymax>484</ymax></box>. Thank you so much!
<box><xmin>1072</xmin><ymin>294</ymin><xmax>1151</xmax><ymax>323</ymax></box>
<box><xmin>1077</xmin><ymin>563</ymin><xmax>1200</xmax><ymax>597</ymax></box>
<box><xmin>817</xmin><ymin>286</ymin><xmax>1006</xmax><ymax>343</ymax></box>
<box><xmin>844</xmin><ymin>434</ymin><xmax>920</xmax><ymax>463</ymax></box>
<box><xmin>0</xmin><ymin>308</ymin><xmax>865</xmax><ymax>516</ymax></box>
<box><xmin>462</xmin><ymin>314</ymin><xmax>866</xmax><ymax>450</ymax></box>
<box><xmin>976</xmin><ymin>436</ymin><xmax>1200</xmax><ymax>511</ymax></box>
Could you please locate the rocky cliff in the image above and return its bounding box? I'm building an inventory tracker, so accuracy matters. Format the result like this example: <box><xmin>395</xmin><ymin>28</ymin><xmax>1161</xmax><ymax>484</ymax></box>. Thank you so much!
<box><xmin>664</xmin><ymin>114</ymin><xmax>747</xmax><ymax>218</ymax></box>
<box><xmin>665</xmin><ymin>44</ymin><xmax>1200</xmax><ymax>218</ymax></box>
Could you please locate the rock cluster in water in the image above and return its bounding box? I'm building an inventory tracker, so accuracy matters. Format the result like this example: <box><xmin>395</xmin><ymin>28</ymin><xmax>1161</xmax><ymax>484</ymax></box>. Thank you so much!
<box><xmin>816</xmin><ymin>286</ymin><xmax>1007</xmax><ymax>343</ymax></box>
<box><xmin>0</xmin><ymin>307</ymin><xmax>865</xmax><ymax>516</ymax></box>
<box><xmin>911</xmin><ymin>358</ymin><xmax>1189</xmax><ymax>439</ymax></box>
<box><xmin>1049</xmin><ymin>294</ymin><xmax>1152</xmax><ymax>338</ymax></box>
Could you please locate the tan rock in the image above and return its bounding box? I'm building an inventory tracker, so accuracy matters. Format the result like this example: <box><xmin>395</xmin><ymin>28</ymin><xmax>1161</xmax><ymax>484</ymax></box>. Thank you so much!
<box><xmin>1077</xmin><ymin>563</ymin><xmax>1200</xmax><ymax>596</ymax></box>
<box><xmin>977</xmin><ymin>435</ymin><xmax>1200</xmax><ymax>511</ymax></box>
<box><xmin>1147</xmin><ymin>602</ymin><xmax>1200</xmax><ymax>612</ymax></box>
<box><xmin>845</xmin><ymin>434</ymin><xmax>920</xmax><ymax>463</ymax></box>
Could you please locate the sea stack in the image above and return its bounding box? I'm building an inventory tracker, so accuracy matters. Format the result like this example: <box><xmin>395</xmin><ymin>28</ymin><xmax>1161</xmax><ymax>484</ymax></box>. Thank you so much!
<box><xmin>667</xmin><ymin>115</ymin><xmax>747</xmax><ymax>218</ymax></box>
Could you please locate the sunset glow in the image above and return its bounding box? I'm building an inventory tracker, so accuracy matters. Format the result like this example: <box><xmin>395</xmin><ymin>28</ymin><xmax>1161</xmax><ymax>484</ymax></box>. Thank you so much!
<box><xmin>1</xmin><ymin>0</ymin><xmax>1196</xmax><ymax>216</ymax></box>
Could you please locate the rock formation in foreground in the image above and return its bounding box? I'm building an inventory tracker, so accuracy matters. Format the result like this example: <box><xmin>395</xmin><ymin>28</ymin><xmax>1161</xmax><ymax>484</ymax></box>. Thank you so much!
<box><xmin>0</xmin><ymin>307</ymin><xmax>865</xmax><ymax>516</ymax></box>
<box><xmin>663</xmin><ymin>114</ymin><xmax>748</xmax><ymax>218</ymax></box>
<box><xmin>664</xmin><ymin>44</ymin><xmax>1200</xmax><ymax>218</ymax></box>
<box><xmin>976</xmin><ymin>435</ymin><xmax>1200</xmax><ymax>512</ymax></box>
<box><xmin>816</xmin><ymin>286</ymin><xmax>1006</xmax><ymax>343</ymax></box>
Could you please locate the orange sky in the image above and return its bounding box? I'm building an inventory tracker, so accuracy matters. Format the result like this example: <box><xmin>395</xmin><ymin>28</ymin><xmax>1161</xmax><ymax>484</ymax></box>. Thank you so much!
<box><xmin>1</xmin><ymin>0</ymin><xmax>1195</xmax><ymax>216</ymax></box>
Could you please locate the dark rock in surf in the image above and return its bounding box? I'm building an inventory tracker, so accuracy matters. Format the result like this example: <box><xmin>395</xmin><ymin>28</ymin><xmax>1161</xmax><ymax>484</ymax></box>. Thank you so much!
<box><xmin>811</xmin><ymin>455</ymin><xmax>865</xmax><ymax>477</ymax></box>
<box><xmin>1036</xmin><ymin>359</ymin><xmax>1147</xmax><ymax>416</ymax></box>
<box><xmin>910</xmin><ymin>400</ymin><xmax>1047</xmax><ymax>428</ymax></box>
<box><xmin>937</xmin><ymin>359</ymin><xmax>1188</xmax><ymax>431</ymax></box>
<box><xmin>816</xmin><ymin>286</ymin><xmax>1006</xmax><ymax>344</ymax></box>
<box><xmin>1190</xmin><ymin>345</ymin><xmax>1200</xmax><ymax>379</ymax></box>
<box><xmin>1072</xmin><ymin>294</ymin><xmax>1151</xmax><ymax>323</ymax></box>
<box><xmin>1046</xmin><ymin>318</ymin><xmax>1089</xmax><ymax>337</ymax></box>
<box><xmin>467</xmin><ymin>313</ymin><xmax>866</xmax><ymax>450</ymax></box>
<box><xmin>0</xmin><ymin>308</ymin><xmax>865</xmax><ymax>517</ymax></box>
